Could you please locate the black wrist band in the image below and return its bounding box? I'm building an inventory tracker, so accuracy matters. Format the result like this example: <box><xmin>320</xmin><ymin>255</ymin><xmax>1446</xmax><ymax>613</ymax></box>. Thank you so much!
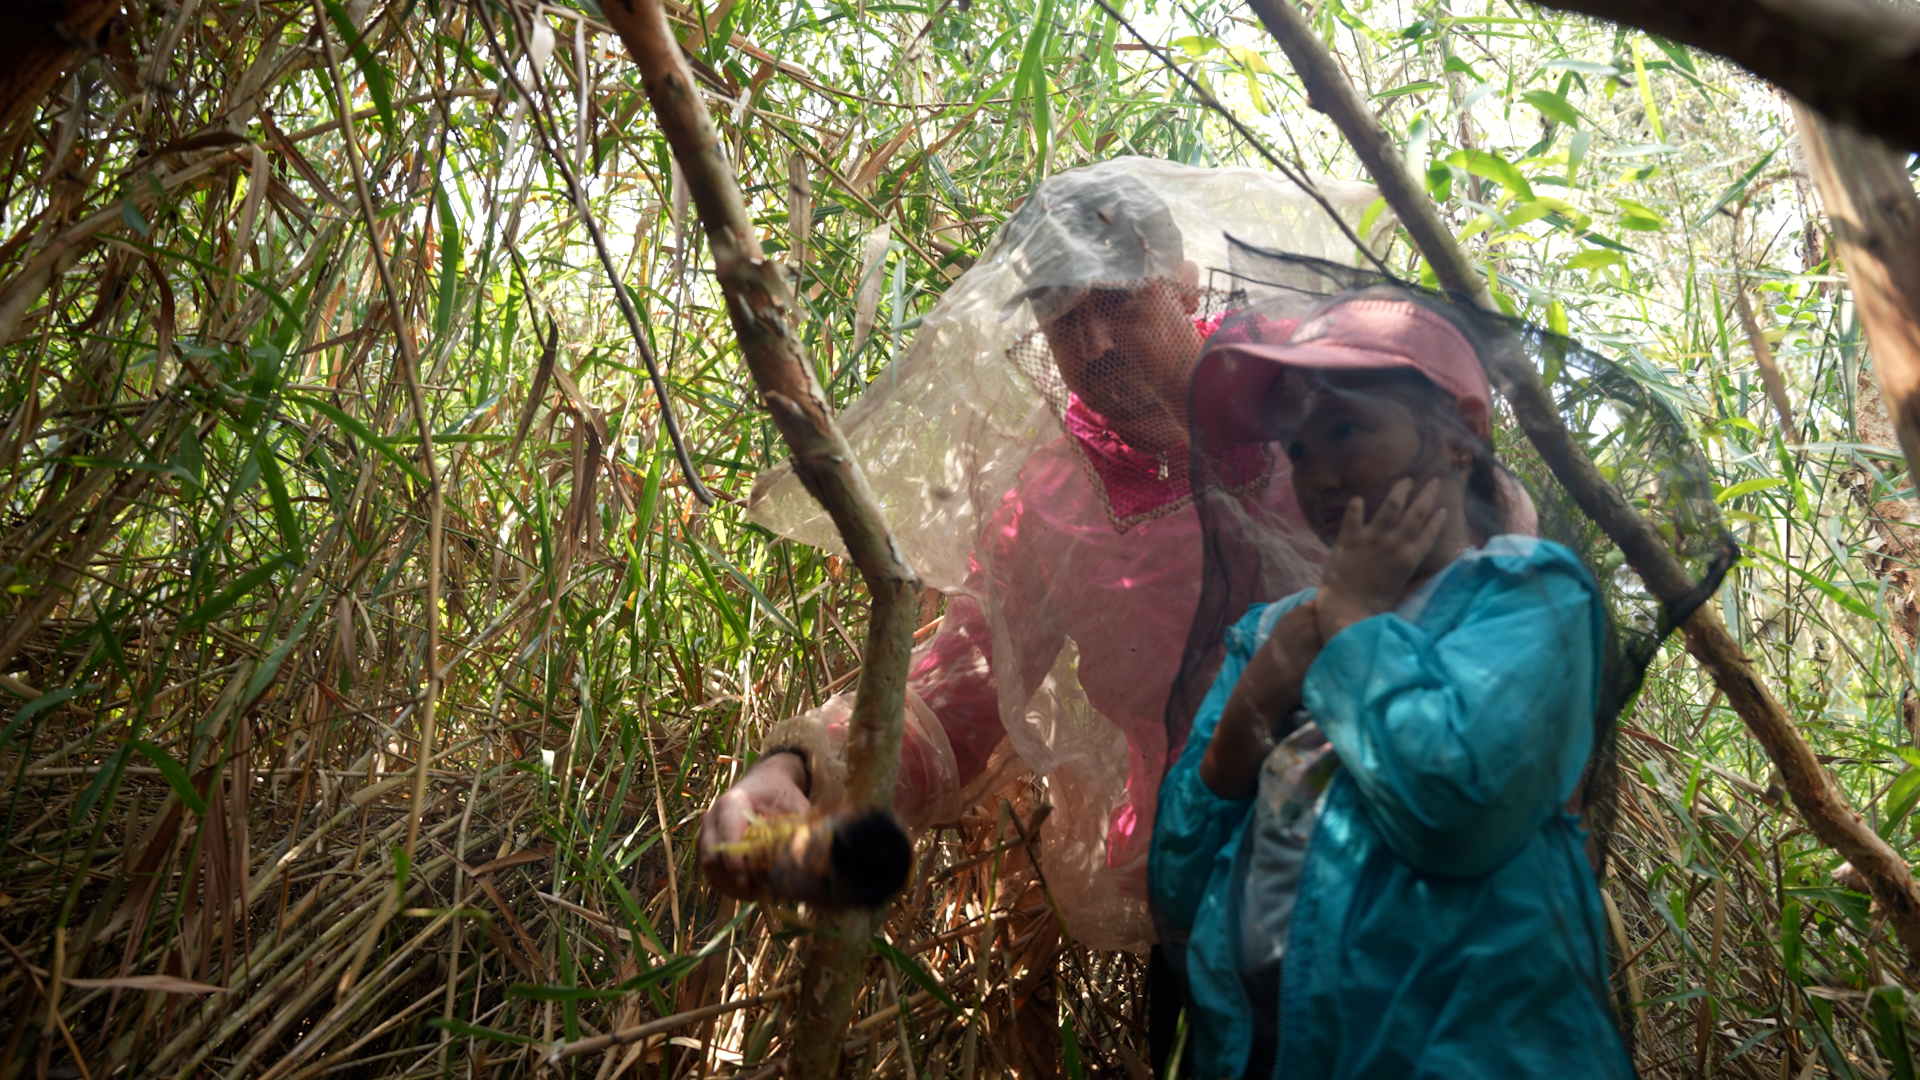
<box><xmin>764</xmin><ymin>745</ymin><xmax>813</xmax><ymax>799</ymax></box>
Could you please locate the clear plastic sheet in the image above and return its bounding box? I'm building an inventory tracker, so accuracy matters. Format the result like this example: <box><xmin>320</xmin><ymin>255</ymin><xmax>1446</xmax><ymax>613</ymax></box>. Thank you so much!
<box><xmin>749</xmin><ymin>158</ymin><xmax>1382</xmax><ymax>950</ymax></box>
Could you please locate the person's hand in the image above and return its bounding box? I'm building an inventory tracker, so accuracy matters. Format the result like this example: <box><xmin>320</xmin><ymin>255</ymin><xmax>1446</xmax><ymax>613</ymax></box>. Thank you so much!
<box><xmin>698</xmin><ymin>752</ymin><xmax>811</xmax><ymax>898</ymax></box>
<box><xmin>1315</xmin><ymin>477</ymin><xmax>1449</xmax><ymax>641</ymax></box>
<box><xmin>1202</xmin><ymin>602</ymin><xmax>1323</xmax><ymax>800</ymax></box>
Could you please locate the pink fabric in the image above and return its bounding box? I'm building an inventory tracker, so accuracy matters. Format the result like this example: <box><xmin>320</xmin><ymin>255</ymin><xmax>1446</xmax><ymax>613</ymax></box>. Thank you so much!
<box><xmin>822</xmin><ymin>313</ymin><xmax>1318</xmax><ymax>944</ymax></box>
<box><xmin>895</xmin><ymin>430</ymin><xmax>1309</xmax><ymax>896</ymax></box>
<box><xmin>1193</xmin><ymin>299</ymin><xmax>1494</xmax><ymax>441</ymax></box>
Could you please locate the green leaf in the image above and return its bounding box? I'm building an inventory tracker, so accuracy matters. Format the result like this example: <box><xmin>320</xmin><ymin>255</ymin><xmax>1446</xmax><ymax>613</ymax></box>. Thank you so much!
<box><xmin>683</xmin><ymin>539</ymin><xmax>749</xmax><ymax>644</ymax></box>
<box><xmin>1881</xmin><ymin>767</ymin><xmax>1920</xmax><ymax>839</ymax></box>
<box><xmin>259</xmin><ymin>446</ymin><xmax>302</xmax><ymax>551</ymax></box>
<box><xmin>1648</xmin><ymin>34</ymin><xmax>1699</xmax><ymax>76</ymax></box>
<box><xmin>1357</xmin><ymin>196</ymin><xmax>1387</xmax><ymax>246</ymax></box>
<box><xmin>1060</xmin><ymin>1007</ymin><xmax>1087</xmax><ymax>1080</ymax></box>
<box><xmin>1445</xmin><ymin>150</ymin><xmax>1534</xmax><ymax>200</ymax></box>
<box><xmin>425</xmin><ymin>1017</ymin><xmax>542</xmax><ymax>1045</ymax></box>
<box><xmin>1747</xmin><ymin>546</ymin><xmax>1877</xmax><ymax>621</ymax></box>
<box><xmin>1615</xmin><ymin>197</ymin><xmax>1669</xmax><ymax>231</ymax></box>
<box><xmin>434</xmin><ymin>31</ymin><xmax>500</xmax><ymax>81</ymax></box>
<box><xmin>293</xmin><ymin>394</ymin><xmax>430</xmax><ymax>488</ymax></box>
<box><xmin>694</xmin><ymin>541</ymin><xmax>802</xmax><ymax>638</ymax></box>
<box><xmin>323</xmin><ymin>0</ymin><xmax>397</xmax><ymax>144</ymax></box>
<box><xmin>243</xmin><ymin>595</ymin><xmax>327</xmax><ymax>706</ymax></box>
<box><xmin>0</xmin><ymin>685</ymin><xmax>95</xmax><ymax>755</ymax></box>
<box><xmin>434</xmin><ymin>183</ymin><xmax>462</xmax><ymax>341</ymax></box>
<box><xmin>1443</xmin><ymin>55</ymin><xmax>1481</xmax><ymax>80</ymax></box>
<box><xmin>1871</xmin><ymin>987</ymin><xmax>1915</xmax><ymax>1080</ymax></box>
<box><xmin>871</xmin><ymin>936</ymin><xmax>961</xmax><ymax>1015</ymax></box>
<box><xmin>71</xmin><ymin>745</ymin><xmax>129</xmax><ymax>825</ymax></box>
<box><xmin>1630</xmin><ymin>41</ymin><xmax>1665</xmax><ymax>144</ymax></box>
<box><xmin>508</xmin><ymin>981</ymin><xmax>626</xmax><ymax>1001</ymax></box>
<box><xmin>1781</xmin><ymin>898</ymin><xmax>1804</xmax><ymax>983</ymax></box>
<box><xmin>180</xmin><ymin>554</ymin><xmax>293</xmax><ymax>631</ymax></box>
<box><xmin>1713</xmin><ymin>477</ymin><xmax>1785</xmax><ymax>504</ymax></box>
<box><xmin>1013</xmin><ymin>0</ymin><xmax>1057</xmax><ymax>164</ymax></box>
<box><xmin>1374</xmin><ymin>80</ymin><xmax>1441</xmax><ymax>100</ymax></box>
<box><xmin>1692</xmin><ymin>149</ymin><xmax>1777</xmax><ymax>230</ymax></box>
<box><xmin>1566</xmin><ymin>249</ymin><xmax>1625</xmax><ymax>272</ymax></box>
<box><xmin>1566</xmin><ymin>129</ymin><xmax>1592</xmax><ymax>186</ymax></box>
<box><xmin>121</xmin><ymin>199</ymin><xmax>150</xmax><ymax>239</ymax></box>
<box><xmin>130</xmin><ymin>740</ymin><xmax>209</xmax><ymax>816</ymax></box>
<box><xmin>1521</xmin><ymin>89</ymin><xmax>1580</xmax><ymax>128</ymax></box>
<box><xmin>1171</xmin><ymin>34</ymin><xmax>1218</xmax><ymax>58</ymax></box>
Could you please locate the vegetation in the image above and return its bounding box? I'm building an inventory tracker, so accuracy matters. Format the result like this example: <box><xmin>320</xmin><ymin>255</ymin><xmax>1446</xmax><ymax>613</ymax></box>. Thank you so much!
<box><xmin>2</xmin><ymin>0</ymin><xmax>1918</xmax><ymax>1075</ymax></box>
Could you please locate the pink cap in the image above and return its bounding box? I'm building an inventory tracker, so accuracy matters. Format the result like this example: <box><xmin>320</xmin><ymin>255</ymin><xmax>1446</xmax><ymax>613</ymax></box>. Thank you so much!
<box><xmin>1191</xmin><ymin>297</ymin><xmax>1493</xmax><ymax>443</ymax></box>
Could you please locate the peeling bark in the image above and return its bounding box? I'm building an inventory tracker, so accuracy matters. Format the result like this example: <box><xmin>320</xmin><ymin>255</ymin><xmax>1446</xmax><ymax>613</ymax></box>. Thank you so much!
<box><xmin>599</xmin><ymin>0</ymin><xmax>922</xmax><ymax>1072</ymax></box>
<box><xmin>0</xmin><ymin>0</ymin><xmax>123</xmax><ymax>137</ymax></box>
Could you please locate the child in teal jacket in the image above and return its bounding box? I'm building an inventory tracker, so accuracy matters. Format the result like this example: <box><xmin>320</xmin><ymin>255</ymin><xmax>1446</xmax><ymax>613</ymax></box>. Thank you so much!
<box><xmin>1152</xmin><ymin>288</ymin><xmax>1635</xmax><ymax>1079</ymax></box>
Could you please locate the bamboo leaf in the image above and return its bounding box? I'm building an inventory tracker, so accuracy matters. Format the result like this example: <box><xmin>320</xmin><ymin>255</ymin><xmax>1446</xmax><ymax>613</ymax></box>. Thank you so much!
<box><xmin>129</xmin><ymin>740</ymin><xmax>209</xmax><ymax>816</ymax></box>
<box><xmin>181</xmin><ymin>554</ymin><xmax>293</xmax><ymax>631</ymax></box>
<box><xmin>0</xmin><ymin>685</ymin><xmax>96</xmax><ymax>754</ymax></box>
<box><xmin>323</xmin><ymin>0</ymin><xmax>397</xmax><ymax>144</ymax></box>
<box><xmin>243</xmin><ymin>595</ymin><xmax>327</xmax><ymax>706</ymax></box>
<box><xmin>1520</xmin><ymin>88</ymin><xmax>1581</xmax><ymax>128</ymax></box>
<box><xmin>1747</xmin><ymin>547</ymin><xmax>1877</xmax><ymax>621</ymax></box>
<box><xmin>1693</xmin><ymin>149</ymin><xmax>1778</xmax><ymax>230</ymax></box>
<box><xmin>870</xmin><ymin>937</ymin><xmax>960</xmax><ymax>1015</ymax></box>
<box><xmin>293</xmin><ymin>394</ymin><xmax>430</xmax><ymax>488</ymax></box>
<box><xmin>425</xmin><ymin>1018</ymin><xmax>542</xmax><ymax>1045</ymax></box>
<box><xmin>1445</xmin><ymin>149</ymin><xmax>1534</xmax><ymax>200</ymax></box>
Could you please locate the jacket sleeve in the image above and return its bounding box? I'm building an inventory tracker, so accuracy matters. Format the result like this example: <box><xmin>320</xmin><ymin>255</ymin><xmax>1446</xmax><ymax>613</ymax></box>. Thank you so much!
<box><xmin>1302</xmin><ymin>546</ymin><xmax>1601</xmax><ymax>878</ymax></box>
<box><xmin>1151</xmin><ymin>600</ymin><xmax>1302</xmax><ymax>933</ymax></box>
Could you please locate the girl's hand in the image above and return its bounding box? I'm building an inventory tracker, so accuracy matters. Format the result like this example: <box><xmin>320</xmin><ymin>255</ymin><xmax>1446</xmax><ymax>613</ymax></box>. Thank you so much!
<box><xmin>1201</xmin><ymin>602</ymin><xmax>1323</xmax><ymax>800</ymax></box>
<box><xmin>1316</xmin><ymin>478</ymin><xmax>1449</xmax><ymax>640</ymax></box>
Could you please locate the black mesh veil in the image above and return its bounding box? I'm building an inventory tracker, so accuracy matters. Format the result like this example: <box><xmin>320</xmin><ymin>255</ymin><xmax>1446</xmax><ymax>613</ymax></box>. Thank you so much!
<box><xmin>1167</xmin><ymin>241</ymin><xmax>1738</xmax><ymax>879</ymax></box>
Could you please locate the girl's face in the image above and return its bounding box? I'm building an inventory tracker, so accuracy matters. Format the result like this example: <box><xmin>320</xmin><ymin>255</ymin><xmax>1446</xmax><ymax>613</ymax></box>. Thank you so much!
<box><xmin>1284</xmin><ymin>380</ymin><xmax>1472</xmax><ymax>547</ymax></box>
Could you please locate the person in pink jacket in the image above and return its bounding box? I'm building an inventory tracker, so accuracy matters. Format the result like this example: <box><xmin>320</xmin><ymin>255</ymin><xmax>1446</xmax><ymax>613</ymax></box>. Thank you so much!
<box><xmin>700</xmin><ymin>158</ymin><xmax>1377</xmax><ymax>956</ymax></box>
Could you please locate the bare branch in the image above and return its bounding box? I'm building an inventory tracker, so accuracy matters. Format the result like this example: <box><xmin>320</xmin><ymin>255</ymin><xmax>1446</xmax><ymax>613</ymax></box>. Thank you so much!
<box><xmin>598</xmin><ymin>0</ymin><xmax>924</xmax><ymax>1071</ymax></box>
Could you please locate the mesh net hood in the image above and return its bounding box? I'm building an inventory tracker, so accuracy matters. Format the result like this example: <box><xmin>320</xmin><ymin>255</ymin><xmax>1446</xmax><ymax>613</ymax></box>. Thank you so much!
<box><xmin>747</xmin><ymin>159</ymin><xmax>1383</xmax><ymax>951</ymax></box>
<box><xmin>1172</xmin><ymin>242</ymin><xmax>1738</xmax><ymax>877</ymax></box>
<box><xmin>749</xmin><ymin>157</ymin><xmax>1383</xmax><ymax>580</ymax></box>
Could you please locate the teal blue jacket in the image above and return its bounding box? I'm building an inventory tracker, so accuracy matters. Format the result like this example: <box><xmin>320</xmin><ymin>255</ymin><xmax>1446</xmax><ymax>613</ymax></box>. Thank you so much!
<box><xmin>1150</xmin><ymin>537</ymin><xmax>1635</xmax><ymax>1079</ymax></box>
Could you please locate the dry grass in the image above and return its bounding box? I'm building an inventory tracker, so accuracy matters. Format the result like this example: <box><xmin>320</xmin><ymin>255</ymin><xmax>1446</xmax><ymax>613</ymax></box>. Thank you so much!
<box><xmin>2</xmin><ymin>0</ymin><xmax>1919</xmax><ymax>1075</ymax></box>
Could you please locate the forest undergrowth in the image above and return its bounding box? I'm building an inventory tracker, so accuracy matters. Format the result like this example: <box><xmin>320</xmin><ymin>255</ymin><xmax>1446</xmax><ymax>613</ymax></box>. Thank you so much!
<box><xmin>4</xmin><ymin>0</ymin><xmax>1920</xmax><ymax>1075</ymax></box>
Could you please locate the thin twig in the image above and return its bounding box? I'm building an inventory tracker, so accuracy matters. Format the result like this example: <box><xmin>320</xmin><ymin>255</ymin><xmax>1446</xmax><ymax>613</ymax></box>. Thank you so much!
<box><xmin>1090</xmin><ymin>0</ymin><xmax>1394</xmax><ymax>279</ymax></box>
<box><xmin>545</xmin><ymin>989</ymin><xmax>794</xmax><ymax>1061</ymax></box>
<box><xmin>474</xmin><ymin>0</ymin><xmax>714</xmax><ymax>506</ymax></box>
<box><xmin>310</xmin><ymin>0</ymin><xmax>446</xmax><ymax>1001</ymax></box>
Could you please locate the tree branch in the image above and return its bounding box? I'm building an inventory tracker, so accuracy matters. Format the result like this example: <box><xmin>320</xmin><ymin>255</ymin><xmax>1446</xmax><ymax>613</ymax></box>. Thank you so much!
<box><xmin>0</xmin><ymin>0</ymin><xmax>120</xmax><ymax>137</ymax></box>
<box><xmin>1526</xmin><ymin>0</ymin><xmax>1920</xmax><ymax>154</ymax></box>
<box><xmin>1247</xmin><ymin>0</ymin><xmax>1920</xmax><ymax>964</ymax></box>
<box><xmin>598</xmin><ymin>0</ymin><xmax>923</xmax><ymax>1071</ymax></box>
<box><xmin>1792</xmin><ymin>103</ymin><xmax>1920</xmax><ymax>490</ymax></box>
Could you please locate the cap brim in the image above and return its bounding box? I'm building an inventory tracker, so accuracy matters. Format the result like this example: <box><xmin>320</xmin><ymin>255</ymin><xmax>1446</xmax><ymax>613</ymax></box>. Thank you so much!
<box><xmin>1190</xmin><ymin>340</ymin><xmax>1425</xmax><ymax>444</ymax></box>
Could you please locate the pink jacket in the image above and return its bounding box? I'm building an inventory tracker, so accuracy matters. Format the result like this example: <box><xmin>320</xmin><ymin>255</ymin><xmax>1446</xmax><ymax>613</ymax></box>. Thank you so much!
<box><xmin>776</xmin><ymin>374</ymin><xmax>1317</xmax><ymax>950</ymax></box>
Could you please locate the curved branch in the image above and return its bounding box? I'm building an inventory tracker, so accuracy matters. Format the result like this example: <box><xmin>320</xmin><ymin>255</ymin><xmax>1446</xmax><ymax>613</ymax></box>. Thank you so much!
<box><xmin>598</xmin><ymin>0</ymin><xmax>923</xmax><ymax>1071</ymax></box>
